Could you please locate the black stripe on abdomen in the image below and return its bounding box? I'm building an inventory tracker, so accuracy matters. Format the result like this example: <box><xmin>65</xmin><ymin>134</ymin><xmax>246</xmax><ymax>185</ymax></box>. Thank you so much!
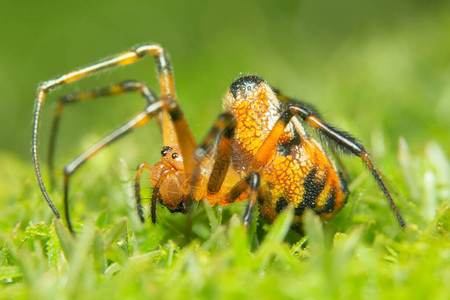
<box><xmin>295</xmin><ymin>168</ymin><xmax>326</xmax><ymax>216</ymax></box>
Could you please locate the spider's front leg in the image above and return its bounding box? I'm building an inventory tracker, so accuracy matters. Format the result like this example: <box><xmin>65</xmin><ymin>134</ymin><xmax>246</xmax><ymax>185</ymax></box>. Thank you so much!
<box><xmin>32</xmin><ymin>44</ymin><xmax>197</xmax><ymax>232</ymax></box>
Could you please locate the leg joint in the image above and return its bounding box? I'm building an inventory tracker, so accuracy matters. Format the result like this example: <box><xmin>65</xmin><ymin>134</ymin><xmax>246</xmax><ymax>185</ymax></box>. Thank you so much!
<box><xmin>133</xmin><ymin>44</ymin><xmax>165</xmax><ymax>57</ymax></box>
<box><xmin>246</xmin><ymin>172</ymin><xmax>261</xmax><ymax>190</ymax></box>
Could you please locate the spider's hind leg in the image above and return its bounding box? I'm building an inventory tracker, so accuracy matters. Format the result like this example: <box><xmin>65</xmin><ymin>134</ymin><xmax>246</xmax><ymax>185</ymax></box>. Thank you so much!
<box><xmin>257</xmin><ymin>92</ymin><xmax>405</xmax><ymax>228</ymax></box>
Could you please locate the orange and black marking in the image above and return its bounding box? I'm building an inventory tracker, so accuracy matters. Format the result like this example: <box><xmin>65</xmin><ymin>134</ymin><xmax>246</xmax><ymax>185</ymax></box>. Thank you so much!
<box><xmin>222</xmin><ymin>76</ymin><xmax>349</xmax><ymax>227</ymax></box>
<box><xmin>32</xmin><ymin>44</ymin><xmax>405</xmax><ymax>235</ymax></box>
<box><xmin>223</xmin><ymin>75</ymin><xmax>404</xmax><ymax>228</ymax></box>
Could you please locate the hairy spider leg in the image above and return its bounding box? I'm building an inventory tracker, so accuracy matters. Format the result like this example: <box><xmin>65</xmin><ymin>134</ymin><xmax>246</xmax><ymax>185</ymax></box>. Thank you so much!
<box><xmin>250</xmin><ymin>101</ymin><xmax>405</xmax><ymax>228</ymax></box>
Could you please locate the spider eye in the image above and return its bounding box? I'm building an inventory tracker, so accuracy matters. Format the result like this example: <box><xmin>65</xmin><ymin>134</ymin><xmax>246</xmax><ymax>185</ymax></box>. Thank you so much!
<box><xmin>172</xmin><ymin>153</ymin><xmax>179</xmax><ymax>159</ymax></box>
<box><xmin>161</xmin><ymin>146</ymin><xmax>172</xmax><ymax>156</ymax></box>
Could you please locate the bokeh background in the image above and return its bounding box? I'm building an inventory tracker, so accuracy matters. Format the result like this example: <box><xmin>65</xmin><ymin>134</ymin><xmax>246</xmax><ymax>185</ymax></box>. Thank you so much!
<box><xmin>0</xmin><ymin>0</ymin><xmax>448</xmax><ymax>213</ymax></box>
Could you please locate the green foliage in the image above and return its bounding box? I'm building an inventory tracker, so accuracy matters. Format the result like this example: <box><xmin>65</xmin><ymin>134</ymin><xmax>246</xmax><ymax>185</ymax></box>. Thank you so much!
<box><xmin>0</xmin><ymin>138</ymin><xmax>449</xmax><ymax>299</ymax></box>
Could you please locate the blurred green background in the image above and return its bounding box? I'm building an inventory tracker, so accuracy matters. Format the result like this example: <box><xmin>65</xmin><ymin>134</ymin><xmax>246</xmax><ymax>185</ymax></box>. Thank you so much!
<box><xmin>0</xmin><ymin>0</ymin><xmax>448</xmax><ymax>165</ymax></box>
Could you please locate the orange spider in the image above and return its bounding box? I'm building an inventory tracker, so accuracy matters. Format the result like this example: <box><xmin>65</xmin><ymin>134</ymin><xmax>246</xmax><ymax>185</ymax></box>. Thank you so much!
<box><xmin>32</xmin><ymin>44</ymin><xmax>405</xmax><ymax>233</ymax></box>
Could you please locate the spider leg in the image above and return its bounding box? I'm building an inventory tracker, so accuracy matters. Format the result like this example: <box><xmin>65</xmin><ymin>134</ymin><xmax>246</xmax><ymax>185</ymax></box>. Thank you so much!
<box><xmin>32</xmin><ymin>44</ymin><xmax>196</xmax><ymax>219</ymax></box>
<box><xmin>250</xmin><ymin>102</ymin><xmax>405</xmax><ymax>228</ymax></box>
<box><xmin>190</xmin><ymin>113</ymin><xmax>263</xmax><ymax>229</ymax></box>
<box><xmin>191</xmin><ymin>112</ymin><xmax>236</xmax><ymax>198</ymax></box>
<box><xmin>49</xmin><ymin>80</ymin><xmax>157</xmax><ymax>186</ymax></box>
<box><xmin>136</xmin><ymin>163</ymin><xmax>185</xmax><ymax>225</ymax></box>
<box><xmin>135</xmin><ymin>162</ymin><xmax>153</xmax><ymax>223</ymax></box>
<box><xmin>223</xmin><ymin>172</ymin><xmax>262</xmax><ymax>229</ymax></box>
<box><xmin>63</xmin><ymin>101</ymin><xmax>163</xmax><ymax>232</ymax></box>
<box><xmin>168</xmin><ymin>112</ymin><xmax>236</xmax><ymax>239</ymax></box>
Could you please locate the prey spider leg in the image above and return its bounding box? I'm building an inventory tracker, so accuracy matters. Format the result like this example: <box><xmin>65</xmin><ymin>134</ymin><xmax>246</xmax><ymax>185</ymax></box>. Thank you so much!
<box><xmin>48</xmin><ymin>80</ymin><xmax>158</xmax><ymax>187</ymax></box>
<box><xmin>32</xmin><ymin>44</ymin><xmax>196</xmax><ymax>223</ymax></box>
